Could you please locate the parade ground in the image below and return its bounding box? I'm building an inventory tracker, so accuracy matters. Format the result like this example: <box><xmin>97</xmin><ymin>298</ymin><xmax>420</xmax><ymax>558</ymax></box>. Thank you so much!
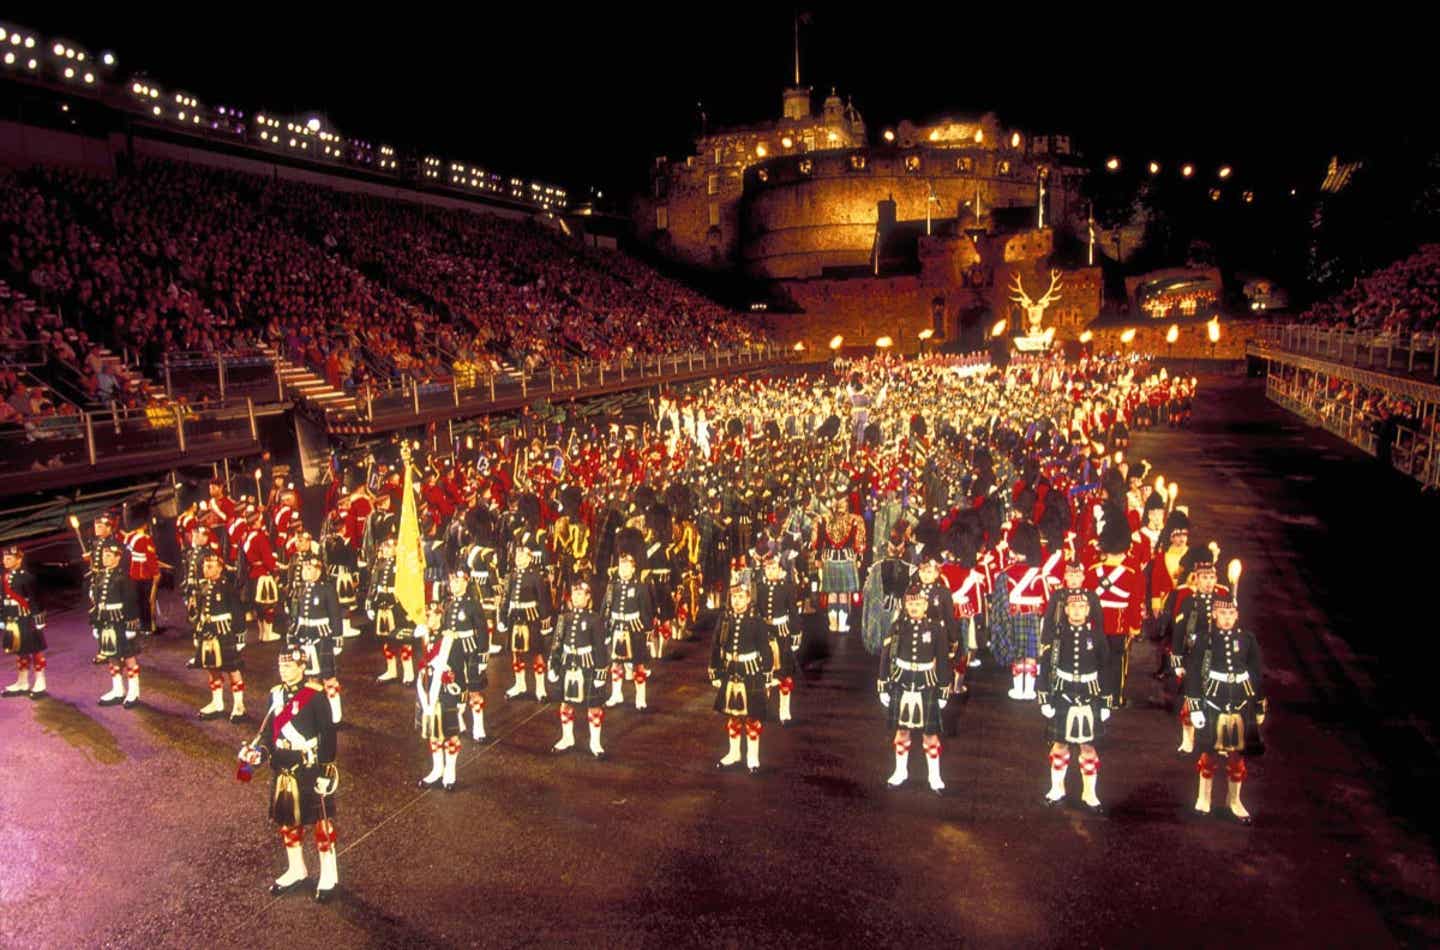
<box><xmin>2</xmin><ymin>374</ymin><xmax>1438</xmax><ymax>950</ymax></box>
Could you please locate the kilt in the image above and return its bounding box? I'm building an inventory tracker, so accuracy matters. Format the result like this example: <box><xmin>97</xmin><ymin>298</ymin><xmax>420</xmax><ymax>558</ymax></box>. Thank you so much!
<box><xmin>198</xmin><ymin>635</ymin><xmax>244</xmax><ymax>672</ymax></box>
<box><xmin>820</xmin><ymin>557</ymin><xmax>860</xmax><ymax>594</ymax></box>
<box><xmin>772</xmin><ymin>624</ymin><xmax>797</xmax><ymax>677</ymax></box>
<box><xmin>713</xmin><ymin>672</ymin><xmax>770</xmax><ymax>722</ymax></box>
<box><xmin>609</xmin><ymin>622</ymin><xmax>650</xmax><ymax>665</ymax></box>
<box><xmin>1193</xmin><ymin>697</ymin><xmax>1265</xmax><ymax>756</ymax></box>
<box><xmin>508</xmin><ymin>622</ymin><xmax>546</xmax><ymax>658</ymax></box>
<box><xmin>2</xmin><ymin>619</ymin><xmax>45</xmax><ymax>656</ymax></box>
<box><xmin>990</xmin><ymin>612</ymin><xmax>1041</xmax><ymax>666</ymax></box>
<box><xmin>267</xmin><ymin>757</ymin><xmax>336</xmax><ymax>827</ymax></box>
<box><xmin>291</xmin><ymin>638</ymin><xmax>337</xmax><ymax>679</ymax></box>
<box><xmin>454</xmin><ymin>635</ymin><xmax>489</xmax><ymax>691</ymax></box>
<box><xmin>1045</xmin><ymin>688</ymin><xmax>1106</xmax><ymax>746</ymax></box>
<box><xmin>557</xmin><ymin>663</ymin><xmax>607</xmax><ymax>707</ymax></box>
<box><xmin>416</xmin><ymin>682</ymin><xmax>464</xmax><ymax>740</ymax></box>
<box><xmin>95</xmin><ymin>624</ymin><xmax>141</xmax><ymax>659</ymax></box>
<box><xmin>883</xmin><ymin>664</ymin><xmax>943</xmax><ymax>735</ymax></box>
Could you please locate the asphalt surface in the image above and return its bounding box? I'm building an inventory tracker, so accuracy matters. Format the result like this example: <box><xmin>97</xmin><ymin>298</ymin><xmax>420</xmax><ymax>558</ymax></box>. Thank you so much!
<box><xmin>2</xmin><ymin>375</ymin><xmax>1438</xmax><ymax>949</ymax></box>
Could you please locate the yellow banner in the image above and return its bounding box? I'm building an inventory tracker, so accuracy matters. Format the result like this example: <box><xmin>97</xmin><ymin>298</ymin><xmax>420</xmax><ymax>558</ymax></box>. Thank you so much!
<box><xmin>395</xmin><ymin>458</ymin><xmax>427</xmax><ymax>621</ymax></box>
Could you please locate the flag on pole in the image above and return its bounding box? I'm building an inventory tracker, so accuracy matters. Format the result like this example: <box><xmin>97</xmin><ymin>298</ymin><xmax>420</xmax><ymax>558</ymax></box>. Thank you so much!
<box><xmin>395</xmin><ymin>449</ymin><xmax>427</xmax><ymax>621</ymax></box>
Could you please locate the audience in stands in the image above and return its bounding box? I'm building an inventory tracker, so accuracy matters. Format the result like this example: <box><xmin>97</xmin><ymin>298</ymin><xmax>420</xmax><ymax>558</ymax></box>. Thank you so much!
<box><xmin>1301</xmin><ymin>244</ymin><xmax>1440</xmax><ymax>335</ymax></box>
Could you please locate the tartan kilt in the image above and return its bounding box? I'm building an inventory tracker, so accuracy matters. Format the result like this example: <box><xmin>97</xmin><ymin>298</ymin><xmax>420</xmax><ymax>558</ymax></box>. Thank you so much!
<box><xmin>557</xmin><ymin>664</ymin><xmax>606</xmax><ymax>707</ymax></box>
<box><xmin>1045</xmin><ymin>690</ymin><xmax>1106</xmax><ymax>746</ymax></box>
<box><xmin>267</xmin><ymin>761</ymin><xmax>336</xmax><ymax>827</ymax></box>
<box><xmin>609</xmin><ymin>623</ymin><xmax>650</xmax><ymax>665</ymax></box>
<box><xmin>990</xmin><ymin>612</ymin><xmax>1042</xmax><ymax>666</ymax></box>
<box><xmin>773</xmin><ymin>626</ymin><xmax>797</xmax><ymax>677</ymax></box>
<box><xmin>884</xmin><ymin>678</ymin><xmax>943</xmax><ymax>735</ymax></box>
<box><xmin>95</xmin><ymin>624</ymin><xmax>141</xmax><ymax>659</ymax></box>
<box><xmin>712</xmin><ymin>673</ymin><xmax>770</xmax><ymax>722</ymax></box>
<box><xmin>1193</xmin><ymin>698</ymin><xmax>1265</xmax><ymax>756</ymax></box>
<box><xmin>455</xmin><ymin>636</ymin><xmax>489</xmax><ymax>691</ymax></box>
<box><xmin>820</xmin><ymin>558</ymin><xmax>860</xmax><ymax>594</ymax></box>
<box><xmin>415</xmin><ymin>686</ymin><xmax>464</xmax><ymax>739</ymax></box>
<box><xmin>198</xmin><ymin>635</ymin><xmax>244</xmax><ymax>672</ymax></box>
<box><xmin>3</xmin><ymin>620</ymin><xmax>46</xmax><ymax>655</ymax></box>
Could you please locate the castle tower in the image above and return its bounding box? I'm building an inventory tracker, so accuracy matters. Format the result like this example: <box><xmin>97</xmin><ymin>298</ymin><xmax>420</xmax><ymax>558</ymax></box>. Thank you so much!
<box><xmin>782</xmin><ymin>86</ymin><xmax>811</xmax><ymax>121</ymax></box>
<box><xmin>822</xmin><ymin>88</ymin><xmax>844</xmax><ymax>125</ymax></box>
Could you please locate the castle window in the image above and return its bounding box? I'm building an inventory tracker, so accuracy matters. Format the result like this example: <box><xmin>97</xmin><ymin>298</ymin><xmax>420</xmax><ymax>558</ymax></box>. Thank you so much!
<box><xmin>707</xmin><ymin>174</ymin><xmax>719</xmax><ymax>196</ymax></box>
<box><xmin>709</xmin><ymin>202</ymin><xmax>720</xmax><ymax>227</ymax></box>
<box><xmin>757</xmin><ymin>169</ymin><xmax>769</xmax><ymax>183</ymax></box>
<box><xmin>849</xmin><ymin>153</ymin><xmax>867</xmax><ymax>171</ymax></box>
<box><xmin>653</xmin><ymin>178</ymin><xmax>665</xmax><ymax>199</ymax></box>
<box><xmin>997</xmin><ymin>160</ymin><xmax>1012</xmax><ymax>176</ymax></box>
<box><xmin>905</xmin><ymin>155</ymin><xmax>922</xmax><ymax>173</ymax></box>
<box><xmin>798</xmin><ymin>158</ymin><xmax>813</xmax><ymax>175</ymax></box>
<box><xmin>955</xmin><ymin>156</ymin><xmax>974</xmax><ymax>173</ymax></box>
<box><xmin>714</xmin><ymin>146</ymin><xmax>723</xmax><ymax>164</ymax></box>
<box><xmin>656</xmin><ymin>206</ymin><xmax>668</xmax><ymax>231</ymax></box>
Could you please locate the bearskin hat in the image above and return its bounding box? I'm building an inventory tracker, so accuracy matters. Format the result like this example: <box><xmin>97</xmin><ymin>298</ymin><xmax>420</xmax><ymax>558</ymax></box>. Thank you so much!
<box><xmin>1007</xmin><ymin>522</ymin><xmax>1044</xmax><ymax>563</ymax></box>
<box><xmin>646</xmin><ymin>503</ymin><xmax>673</xmax><ymax>542</ymax></box>
<box><xmin>513</xmin><ymin>493</ymin><xmax>541</xmax><ymax>530</ymax></box>
<box><xmin>1160</xmin><ymin>510</ymin><xmax>1190</xmax><ymax>549</ymax></box>
<box><xmin>1099</xmin><ymin>511</ymin><xmax>1133</xmax><ymax>556</ymax></box>
<box><xmin>613</xmin><ymin>526</ymin><xmax>647</xmax><ymax>565</ymax></box>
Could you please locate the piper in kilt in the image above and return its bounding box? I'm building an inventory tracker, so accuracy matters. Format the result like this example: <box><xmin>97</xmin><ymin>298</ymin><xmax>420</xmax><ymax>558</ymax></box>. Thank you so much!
<box><xmin>365</xmin><ymin>537</ymin><xmax>415</xmax><ymax>686</ymax></box>
<box><xmin>238</xmin><ymin>646</ymin><xmax>340</xmax><ymax>902</ymax></box>
<box><xmin>708</xmin><ymin>580</ymin><xmax>779</xmax><ymax>774</ymax></box>
<box><xmin>987</xmin><ymin>523</ymin><xmax>1050</xmax><ymax>701</ymax></box>
<box><xmin>430</xmin><ymin>568</ymin><xmax>490</xmax><ymax>744</ymax></box>
<box><xmin>194</xmin><ymin>553</ymin><xmax>248</xmax><ymax>722</ymax></box>
<box><xmin>285</xmin><ymin>554</ymin><xmax>346</xmax><ymax>726</ymax></box>
<box><xmin>91</xmin><ymin>539</ymin><xmax>143</xmax><ymax>708</ymax></box>
<box><xmin>548</xmin><ymin>579</ymin><xmax>611</xmax><ymax>758</ymax></box>
<box><xmin>498</xmin><ymin>539</ymin><xmax>553</xmax><ymax>701</ymax></box>
<box><xmin>1166</xmin><ymin>546</ymin><xmax>1230</xmax><ymax>754</ymax></box>
<box><xmin>1184</xmin><ymin>590</ymin><xmax>1266</xmax><ymax>824</ymax></box>
<box><xmin>812</xmin><ymin>490</ymin><xmax>866</xmax><ymax>633</ymax></box>
<box><xmin>1037</xmin><ymin>591</ymin><xmax>1113</xmax><ymax>813</ymax></box>
<box><xmin>878</xmin><ymin>586</ymin><xmax>954</xmax><ymax>794</ymax></box>
<box><xmin>1</xmin><ymin>545</ymin><xmax>48</xmax><ymax>699</ymax></box>
<box><xmin>757</xmin><ymin>550</ymin><xmax>802</xmax><ymax>725</ymax></box>
<box><xmin>413</xmin><ymin>595</ymin><xmax>469</xmax><ymax>792</ymax></box>
<box><xmin>603</xmin><ymin>547</ymin><xmax>657</xmax><ymax>711</ymax></box>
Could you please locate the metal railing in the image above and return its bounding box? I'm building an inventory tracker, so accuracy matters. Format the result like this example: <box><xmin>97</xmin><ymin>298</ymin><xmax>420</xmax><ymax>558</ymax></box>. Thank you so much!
<box><xmin>1253</xmin><ymin>323</ymin><xmax>1440</xmax><ymax>378</ymax></box>
<box><xmin>0</xmin><ymin>399</ymin><xmax>262</xmax><ymax>477</ymax></box>
<box><xmin>161</xmin><ymin>348</ymin><xmax>280</xmax><ymax>402</ymax></box>
<box><xmin>1264</xmin><ymin>372</ymin><xmax>1440</xmax><ymax>488</ymax></box>
<box><xmin>332</xmin><ymin>341</ymin><xmax>793</xmax><ymax>425</ymax></box>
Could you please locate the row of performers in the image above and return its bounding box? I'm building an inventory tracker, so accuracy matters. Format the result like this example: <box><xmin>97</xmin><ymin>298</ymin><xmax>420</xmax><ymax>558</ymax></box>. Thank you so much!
<box><xmin>219</xmin><ymin>537</ymin><xmax>1262</xmax><ymax>904</ymax></box>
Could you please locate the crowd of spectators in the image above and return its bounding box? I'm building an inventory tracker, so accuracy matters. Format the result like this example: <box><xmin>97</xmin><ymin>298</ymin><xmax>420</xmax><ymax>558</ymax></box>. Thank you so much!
<box><xmin>1</xmin><ymin>159</ymin><xmax>754</xmax><ymax>399</ymax></box>
<box><xmin>1300</xmin><ymin>244</ymin><xmax>1440</xmax><ymax>335</ymax></box>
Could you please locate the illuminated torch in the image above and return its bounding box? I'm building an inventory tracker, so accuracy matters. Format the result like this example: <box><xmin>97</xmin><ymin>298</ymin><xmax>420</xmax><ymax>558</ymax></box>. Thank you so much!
<box><xmin>1167</xmin><ymin>481</ymin><xmax>1179</xmax><ymax>513</ymax></box>
<box><xmin>1227</xmin><ymin>558</ymin><xmax>1242</xmax><ymax>596</ymax></box>
<box><xmin>991</xmin><ymin>319</ymin><xmax>1009</xmax><ymax>339</ymax></box>
<box><xmin>68</xmin><ymin>513</ymin><xmax>88</xmax><ymax>557</ymax></box>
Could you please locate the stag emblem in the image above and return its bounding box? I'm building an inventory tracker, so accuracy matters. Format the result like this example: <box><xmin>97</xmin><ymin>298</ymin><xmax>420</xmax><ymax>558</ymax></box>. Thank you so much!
<box><xmin>1010</xmin><ymin>270</ymin><xmax>1064</xmax><ymax>338</ymax></box>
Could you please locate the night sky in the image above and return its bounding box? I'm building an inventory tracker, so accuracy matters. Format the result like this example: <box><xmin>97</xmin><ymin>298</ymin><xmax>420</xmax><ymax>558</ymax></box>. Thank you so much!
<box><xmin>4</xmin><ymin>5</ymin><xmax>1429</xmax><ymax>198</ymax></box>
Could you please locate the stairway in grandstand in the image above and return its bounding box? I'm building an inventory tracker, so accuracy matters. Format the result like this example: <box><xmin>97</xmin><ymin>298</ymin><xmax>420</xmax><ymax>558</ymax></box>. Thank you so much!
<box><xmin>97</xmin><ymin>346</ymin><xmax>163</xmax><ymax>400</ymax></box>
<box><xmin>254</xmin><ymin>342</ymin><xmax>358</xmax><ymax>415</ymax></box>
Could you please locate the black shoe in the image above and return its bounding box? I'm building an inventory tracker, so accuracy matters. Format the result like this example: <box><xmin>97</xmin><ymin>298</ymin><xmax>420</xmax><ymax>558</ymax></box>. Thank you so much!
<box><xmin>1</xmin><ymin>687</ymin><xmax>27</xmax><ymax>698</ymax></box>
<box><xmin>313</xmin><ymin>886</ymin><xmax>335</xmax><ymax>904</ymax></box>
<box><xmin>442</xmin><ymin>782</ymin><xmax>456</xmax><ymax>793</ymax></box>
<box><xmin>230</xmin><ymin>711</ymin><xmax>250</xmax><ymax>723</ymax></box>
<box><xmin>1229</xmin><ymin>811</ymin><xmax>1254</xmax><ymax>826</ymax></box>
<box><xmin>98</xmin><ymin>696</ymin><xmax>122</xmax><ymax>707</ymax></box>
<box><xmin>748</xmin><ymin>766</ymin><xmax>761</xmax><ymax>776</ymax></box>
<box><xmin>198</xmin><ymin>709</ymin><xmax>223</xmax><ymax>721</ymax></box>
<box><xmin>591</xmin><ymin>750</ymin><xmax>607</xmax><ymax>761</ymax></box>
<box><xmin>417</xmin><ymin>776</ymin><xmax>440</xmax><ymax>789</ymax></box>
<box><xmin>715</xmin><ymin>759</ymin><xmax>740</xmax><ymax>770</ymax></box>
<box><xmin>122</xmin><ymin>698</ymin><xmax>139</xmax><ymax>709</ymax></box>
<box><xmin>27</xmin><ymin>689</ymin><xmax>46</xmax><ymax>700</ymax></box>
<box><xmin>1043</xmin><ymin>794</ymin><xmax>1066</xmax><ymax>808</ymax></box>
<box><xmin>780</xmin><ymin>719</ymin><xmax>794</xmax><ymax>729</ymax></box>
<box><xmin>1191</xmin><ymin>806</ymin><xmax>1213</xmax><ymax>820</ymax></box>
<box><xmin>333</xmin><ymin>721</ymin><xmax>347</xmax><ymax>731</ymax></box>
<box><xmin>269</xmin><ymin>878</ymin><xmax>305</xmax><ymax>896</ymax></box>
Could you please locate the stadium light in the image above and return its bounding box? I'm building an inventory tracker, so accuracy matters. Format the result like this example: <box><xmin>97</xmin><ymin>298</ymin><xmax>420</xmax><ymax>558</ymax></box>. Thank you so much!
<box><xmin>1148</xmin><ymin>161</ymin><xmax>1160</xmax><ymax>174</ymax></box>
<box><xmin>1181</xmin><ymin>164</ymin><xmax>1194</xmax><ymax>178</ymax></box>
<box><xmin>307</xmin><ymin>117</ymin><xmax>321</xmax><ymax>132</ymax></box>
<box><xmin>1218</xmin><ymin>166</ymin><xmax>1232</xmax><ymax>179</ymax></box>
<box><xmin>102</xmin><ymin>52</ymin><xmax>114</xmax><ymax>65</ymax></box>
<box><xmin>1010</xmin><ymin>132</ymin><xmax>1021</xmax><ymax>148</ymax></box>
<box><xmin>883</xmin><ymin>129</ymin><xmax>895</xmax><ymax>142</ymax></box>
<box><xmin>1105</xmin><ymin>157</ymin><xmax>1119</xmax><ymax>171</ymax></box>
